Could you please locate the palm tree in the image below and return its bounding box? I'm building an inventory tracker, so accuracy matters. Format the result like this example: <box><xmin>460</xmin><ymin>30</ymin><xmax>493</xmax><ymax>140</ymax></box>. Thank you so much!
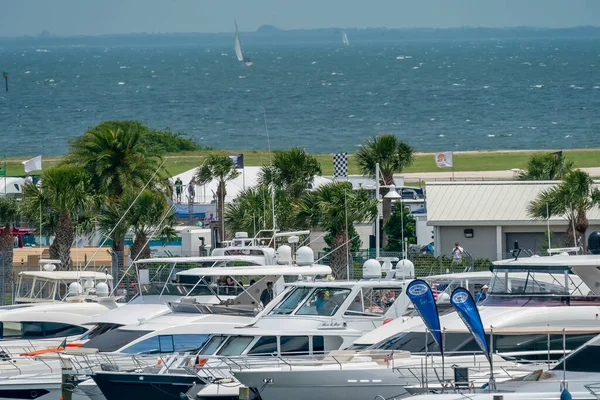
<box><xmin>99</xmin><ymin>190</ymin><xmax>176</xmax><ymax>261</ymax></box>
<box><xmin>196</xmin><ymin>155</ymin><xmax>240</xmax><ymax>242</ymax></box>
<box><xmin>225</xmin><ymin>185</ymin><xmax>296</xmax><ymax>236</ymax></box>
<box><xmin>296</xmin><ymin>182</ymin><xmax>377</xmax><ymax>279</ymax></box>
<box><xmin>518</xmin><ymin>152</ymin><xmax>574</xmax><ymax>180</ymax></box>
<box><xmin>21</xmin><ymin>165</ymin><xmax>94</xmax><ymax>270</ymax></box>
<box><xmin>66</xmin><ymin>121</ymin><xmax>169</xmax><ymax>268</ymax></box>
<box><xmin>0</xmin><ymin>197</ymin><xmax>19</xmax><ymax>290</ymax></box>
<box><xmin>356</xmin><ymin>133</ymin><xmax>415</xmax><ymax>247</ymax></box>
<box><xmin>528</xmin><ymin>170</ymin><xmax>600</xmax><ymax>249</ymax></box>
<box><xmin>258</xmin><ymin>148</ymin><xmax>322</xmax><ymax>199</ymax></box>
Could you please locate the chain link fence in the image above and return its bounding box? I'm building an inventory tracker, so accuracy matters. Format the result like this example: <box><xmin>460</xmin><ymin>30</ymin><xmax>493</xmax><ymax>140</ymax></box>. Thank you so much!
<box><xmin>318</xmin><ymin>249</ymin><xmax>493</xmax><ymax>280</ymax></box>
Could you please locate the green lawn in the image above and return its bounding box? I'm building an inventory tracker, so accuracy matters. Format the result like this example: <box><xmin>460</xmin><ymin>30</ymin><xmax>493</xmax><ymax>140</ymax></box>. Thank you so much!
<box><xmin>4</xmin><ymin>148</ymin><xmax>600</xmax><ymax>177</ymax></box>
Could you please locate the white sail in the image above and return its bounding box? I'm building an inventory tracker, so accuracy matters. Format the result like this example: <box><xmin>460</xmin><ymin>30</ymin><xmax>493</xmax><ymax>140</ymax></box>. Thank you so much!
<box><xmin>342</xmin><ymin>31</ymin><xmax>350</xmax><ymax>46</ymax></box>
<box><xmin>234</xmin><ymin>28</ymin><xmax>244</xmax><ymax>62</ymax></box>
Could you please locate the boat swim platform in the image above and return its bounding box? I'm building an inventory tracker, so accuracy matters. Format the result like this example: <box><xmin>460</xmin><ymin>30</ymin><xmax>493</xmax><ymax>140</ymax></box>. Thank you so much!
<box><xmin>11</xmin><ymin>246</ymin><xmax>130</xmax><ymax>268</ymax></box>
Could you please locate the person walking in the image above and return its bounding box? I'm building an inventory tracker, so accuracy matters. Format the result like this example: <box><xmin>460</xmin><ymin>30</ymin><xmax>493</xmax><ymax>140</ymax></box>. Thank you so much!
<box><xmin>452</xmin><ymin>242</ymin><xmax>464</xmax><ymax>263</ymax></box>
<box><xmin>174</xmin><ymin>177</ymin><xmax>183</xmax><ymax>203</ymax></box>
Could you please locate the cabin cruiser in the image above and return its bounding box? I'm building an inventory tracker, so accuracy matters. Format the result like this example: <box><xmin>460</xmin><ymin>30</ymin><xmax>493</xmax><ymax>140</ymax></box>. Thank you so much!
<box><xmin>232</xmin><ymin>254</ymin><xmax>600</xmax><ymax>400</ymax></box>
<box><xmin>17</xmin><ymin>250</ymin><xmax>330</xmax><ymax>400</ymax></box>
<box><xmin>409</xmin><ymin>331</ymin><xmax>600</xmax><ymax>399</ymax></box>
<box><xmin>80</xmin><ymin>257</ymin><xmax>413</xmax><ymax>400</ymax></box>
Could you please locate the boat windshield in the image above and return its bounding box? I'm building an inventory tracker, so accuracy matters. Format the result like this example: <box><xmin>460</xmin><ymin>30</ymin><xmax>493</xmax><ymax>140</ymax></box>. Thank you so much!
<box><xmin>296</xmin><ymin>288</ymin><xmax>352</xmax><ymax>316</ymax></box>
<box><xmin>269</xmin><ymin>287</ymin><xmax>313</xmax><ymax>315</ymax></box>
<box><xmin>489</xmin><ymin>266</ymin><xmax>585</xmax><ymax>296</ymax></box>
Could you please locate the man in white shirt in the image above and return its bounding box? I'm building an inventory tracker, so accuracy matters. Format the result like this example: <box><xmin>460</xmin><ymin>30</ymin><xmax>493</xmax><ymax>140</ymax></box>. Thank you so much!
<box><xmin>25</xmin><ymin>173</ymin><xmax>33</xmax><ymax>184</ymax></box>
<box><xmin>452</xmin><ymin>242</ymin><xmax>464</xmax><ymax>263</ymax></box>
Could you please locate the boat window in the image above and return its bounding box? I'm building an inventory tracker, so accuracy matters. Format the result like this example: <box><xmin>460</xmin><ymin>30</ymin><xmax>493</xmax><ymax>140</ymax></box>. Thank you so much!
<box><xmin>269</xmin><ymin>287</ymin><xmax>312</xmax><ymax>315</ymax></box>
<box><xmin>313</xmin><ymin>336</ymin><xmax>325</xmax><ymax>354</ymax></box>
<box><xmin>247</xmin><ymin>336</ymin><xmax>278</xmax><ymax>356</ymax></box>
<box><xmin>121</xmin><ymin>336</ymin><xmax>160</xmax><ymax>354</ymax></box>
<box><xmin>0</xmin><ymin>322</ymin><xmax>22</xmax><ymax>338</ymax></box>
<box><xmin>199</xmin><ymin>335</ymin><xmax>228</xmax><ymax>355</ymax></box>
<box><xmin>172</xmin><ymin>334</ymin><xmax>211</xmax><ymax>353</ymax></box>
<box><xmin>79</xmin><ymin>323</ymin><xmax>122</xmax><ymax>340</ymax></box>
<box><xmin>159</xmin><ymin>335</ymin><xmax>175</xmax><ymax>353</ymax></box>
<box><xmin>489</xmin><ymin>268</ymin><xmax>580</xmax><ymax>296</ymax></box>
<box><xmin>280</xmin><ymin>336</ymin><xmax>310</xmax><ymax>356</ymax></box>
<box><xmin>217</xmin><ymin>336</ymin><xmax>254</xmax><ymax>356</ymax></box>
<box><xmin>344</xmin><ymin>288</ymin><xmax>402</xmax><ymax>317</ymax></box>
<box><xmin>22</xmin><ymin>322</ymin><xmax>44</xmax><ymax>338</ymax></box>
<box><xmin>82</xmin><ymin>329</ymin><xmax>152</xmax><ymax>352</ymax></box>
<box><xmin>296</xmin><ymin>288</ymin><xmax>351</xmax><ymax>316</ymax></box>
<box><xmin>42</xmin><ymin>322</ymin><xmax>87</xmax><ymax>338</ymax></box>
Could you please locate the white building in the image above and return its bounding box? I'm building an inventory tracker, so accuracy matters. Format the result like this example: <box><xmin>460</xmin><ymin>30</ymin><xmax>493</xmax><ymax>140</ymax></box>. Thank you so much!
<box><xmin>426</xmin><ymin>181</ymin><xmax>600</xmax><ymax>261</ymax></box>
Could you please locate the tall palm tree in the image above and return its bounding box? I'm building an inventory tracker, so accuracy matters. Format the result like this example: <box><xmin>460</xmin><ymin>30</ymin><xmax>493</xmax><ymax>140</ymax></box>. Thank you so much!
<box><xmin>0</xmin><ymin>197</ymin><xmax>19</xmax><ymax>289</ymax></box>
<box><xmin>225</xmin><ymin>185</ymin><xmax>296</xmax><ymax>236</ymax></box>
<box><xmin>296</xmin><ymin>182</ymin><xmax>378</xmax><ymax>279</ymax></box>
<box><xmin>66</xmin><ymin>121</ymin><xmax>169</xmax><ymax>267</ymax></box>
<box><xmin>258</xmin><ymin>148</ymin><xmax>322</xmax><ymax>199</ymax></box>
<box><xmin>196</xmin><ymin>155</ymin><xmax>240</xmax><ymax>242</ymax></box>
<box><xmin>21</xmin><ymin>165</ymin><xmax>94</xmax><ymax>270</ymax></box>
<box><xmin>528</xmin><ymin>170</ymin><xmax>600</xmax><ymax>249</ymax></box>
<box><xmin>518</xmin><ymin>152</ymin><xmax>574</xmax><ymax>181</ymax></box>
<box><xmin>356</xmin><ymin>133</ymin><xmax>415</xmax><ymax>247</ymax></box>
<box><xmin>99</xmin><ymin>190</ymin><xmax>176</xmax><ymax>261</ymax></box>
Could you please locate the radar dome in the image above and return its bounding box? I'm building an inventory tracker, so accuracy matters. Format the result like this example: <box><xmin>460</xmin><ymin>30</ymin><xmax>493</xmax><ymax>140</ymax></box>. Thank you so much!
<box><xmin>276</xmin><ymin>245</ymin><xmax>292</xmax><ymax>265</ymax></box>
<box><xmin>42</xmin><ymin>263</ymin><xmax>56</xmax><ymax>272</ymax></box>
<box><xmin>296</xmin><ymin>246</ymin><xmax>314</xmax><ymax>266</ymax></box>
<box><xmin>68</xmin><ymin>282</ymin><xmax>82</xmax><ymax>296</ymax></box>
<box><xmin>362</xmin><ymin>259</ymin><xmax>382</xmax><ymax>279</ymax></box>
<box><xmin>83</xmin><ymin>278</ymin><xmax>95</xmax><ymax>293</ymax></box>
<box><xmin>95</xmin><ymin>282</ymin><xmax>109</xmax><ymax>297</ymax></box>
<box><xmin>395</xmin><ymin>259</ymin><xmax>415</xmax><ymax>279</ymax></box>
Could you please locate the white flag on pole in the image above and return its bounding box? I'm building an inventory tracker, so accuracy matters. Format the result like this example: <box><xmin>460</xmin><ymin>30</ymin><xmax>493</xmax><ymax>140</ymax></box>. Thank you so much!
<box><xmin>22</xmin><ymin>155</ymin><xmax>43</xmax><ymax>173</ymax></box>
<box><xmin>434</xmin><ymin>152</ymin><xmax>453</xmax><ymax>168</ymax></box>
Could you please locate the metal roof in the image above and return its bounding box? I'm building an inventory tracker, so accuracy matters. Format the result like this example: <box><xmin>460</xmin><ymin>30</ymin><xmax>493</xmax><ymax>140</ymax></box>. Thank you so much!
<box><xmin>426</xmin><ymin>181</ymin><xmax>600</xmax><ymax>226</ymax></box>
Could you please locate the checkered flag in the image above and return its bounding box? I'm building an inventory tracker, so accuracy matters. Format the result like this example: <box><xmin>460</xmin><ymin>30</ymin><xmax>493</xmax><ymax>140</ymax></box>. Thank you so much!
<box><xmin>333</xmin><ymin>153</ymin><xmax>348</xmax><ymax>178</ymax></box>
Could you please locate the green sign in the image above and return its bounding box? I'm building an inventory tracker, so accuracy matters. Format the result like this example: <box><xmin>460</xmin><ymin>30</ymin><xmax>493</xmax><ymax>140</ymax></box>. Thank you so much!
<box><xmin>0</xmin><ymin>157</ymin><xmax>5</xmax><ymax>176</ymax></box>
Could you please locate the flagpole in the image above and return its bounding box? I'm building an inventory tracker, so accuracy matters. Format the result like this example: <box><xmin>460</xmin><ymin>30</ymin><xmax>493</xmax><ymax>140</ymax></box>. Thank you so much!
<box><xmin>3</xmin><ymin>157</ymin><xmax>6</xmax><ymax>196</ymax></box>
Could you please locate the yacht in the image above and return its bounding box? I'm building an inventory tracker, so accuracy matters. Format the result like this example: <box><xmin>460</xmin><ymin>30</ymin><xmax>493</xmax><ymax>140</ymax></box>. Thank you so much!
<box><xmin>82</xmin><ymin>257</ymin><xmax>413</xmax><ymax>400</ymax></box>
<box><xmin>232</xmin><ymin>254</ymin><xmax>600</xmax><ymax>400</ymax></box>
<box><xmin>409</xmin><ymin>332</ymin><xmax>600</xmax><ymax>399</ymax></box>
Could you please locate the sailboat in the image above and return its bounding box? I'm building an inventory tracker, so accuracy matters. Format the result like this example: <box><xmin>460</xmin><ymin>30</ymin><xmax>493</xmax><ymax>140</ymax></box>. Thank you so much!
<box><xmin>234</xmin><ymin>21</ymin><xmax>253</xmax><ymax>66</ymax></box>
<box><xmin>342</xmin><ymin>31</ymin><xmax>350</xmax><ymax>46</ymax></box>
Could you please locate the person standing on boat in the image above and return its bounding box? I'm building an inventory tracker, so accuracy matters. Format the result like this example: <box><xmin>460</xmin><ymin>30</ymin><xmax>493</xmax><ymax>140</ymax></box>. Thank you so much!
<box><xmin>174</xmin><ymin>177</ymin><xmax>183</xmax><ymax>203</ymax></box>
<box><xmin>25</xmin><ymin>173</ymin><xmax>33</xmax><ymax>184</ymax></box>
<box><xmin>260</xmin><ymin>282</ymin><xmax>274</xmax><ymax>306</ymax></box>
<box><xmin>452</xmin><ymin>242</ymin><xmax>464</xmax><ymax>263</ymax></box>
<box><xmin>476</xmin><ymin>285</ymin><xmax>489</xmax><ymax>303</ymax></box>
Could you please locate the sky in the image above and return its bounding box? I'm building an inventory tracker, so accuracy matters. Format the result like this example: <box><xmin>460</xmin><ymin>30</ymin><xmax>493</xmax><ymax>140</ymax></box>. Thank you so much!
<box><xmin>1</xmin><ymin>0</ymin><xmax>599</xmax><ymax>37</ymax></box>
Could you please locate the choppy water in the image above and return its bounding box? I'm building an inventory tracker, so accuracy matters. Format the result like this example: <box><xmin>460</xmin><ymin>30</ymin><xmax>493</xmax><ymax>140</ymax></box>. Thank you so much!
<box><xmin>1</xmin><ymin>37</ymin><xmax>600</xmax><ymax>156</ymax></box>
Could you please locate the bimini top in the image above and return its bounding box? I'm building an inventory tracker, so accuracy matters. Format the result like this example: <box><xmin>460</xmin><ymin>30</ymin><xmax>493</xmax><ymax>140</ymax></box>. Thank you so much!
<box><xmin>285</xmin><ymin>280</ymin><xmax>410</xmax><ymax>289</ymax></box>
<box><xmin>176</xmin><ymin>265</ymin><xmax>332</xmax><ymax>277</ymax></box>
<box><xmin>493</xmin><ymin>255</ymin><xmax>600</xmax><ymax>268</ymax></box>
<box><xmin>423</xmin><ymin>271</ymin><xmax>492</xmax><ymax>281</ymax></box>
<box><xmin>133</xmin><ymin>255</ymin><xmax>267</xmax><ymax>265</ymax></box>
<box><xmin>18</xmin><ymin>271</ymin><xmax>113</xmax><ymax>281</ymax></box>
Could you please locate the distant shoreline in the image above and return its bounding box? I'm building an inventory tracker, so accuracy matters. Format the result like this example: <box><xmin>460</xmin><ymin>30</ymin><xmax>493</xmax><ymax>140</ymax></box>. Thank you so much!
<box><xmin>5</xmin><ymin>148</ymin><xmax>600</xmax><ymax>178</ymax></box>
<box><xmin>3</xmin><ymin>25</ymin><xmax>600</xmax><ymax>44</ymax></box>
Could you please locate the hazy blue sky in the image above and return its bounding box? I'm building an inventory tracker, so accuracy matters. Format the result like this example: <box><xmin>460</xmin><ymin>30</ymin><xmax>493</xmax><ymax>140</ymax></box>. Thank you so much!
<box><xmin>1</xmin><ymin>0</ymin><xmax>598</xmax><ymax>37</ymax></box>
